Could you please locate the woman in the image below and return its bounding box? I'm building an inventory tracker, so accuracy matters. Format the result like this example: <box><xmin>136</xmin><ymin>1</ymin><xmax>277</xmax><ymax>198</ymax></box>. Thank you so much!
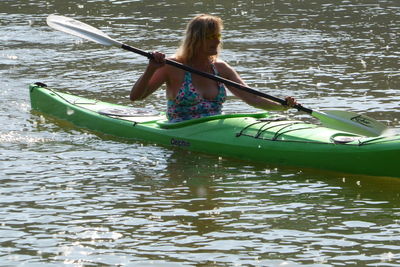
<box><xmin>130</xmin><ymin>14</ymin><xmax>297</xmax><ymax>122</ymax></box>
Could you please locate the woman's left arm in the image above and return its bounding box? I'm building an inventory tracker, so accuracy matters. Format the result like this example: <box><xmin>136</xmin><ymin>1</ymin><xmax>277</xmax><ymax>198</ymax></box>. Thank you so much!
<box><xmin>217</xmin><ymin>61</ymin><xmax>296</xmax><ymax>111</ymax></box>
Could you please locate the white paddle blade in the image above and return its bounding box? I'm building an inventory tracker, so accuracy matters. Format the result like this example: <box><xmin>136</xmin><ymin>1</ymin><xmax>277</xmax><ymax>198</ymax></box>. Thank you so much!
<box><xmin>312</xmin><ymin>110</ymin><xmax>388</xmax><ymax>137</ymax></box>
<box><xmin>47</xmin><ymin>15</ymin><xmax>122</xmax><ymax>47</ymax></box>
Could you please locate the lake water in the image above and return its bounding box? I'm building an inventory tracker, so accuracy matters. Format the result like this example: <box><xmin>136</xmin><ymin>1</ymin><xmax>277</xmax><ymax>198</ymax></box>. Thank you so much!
<box><xmin>1</xmin><ymin>0</ymin><xmax>400</xmax><ymax>266</ymax></box>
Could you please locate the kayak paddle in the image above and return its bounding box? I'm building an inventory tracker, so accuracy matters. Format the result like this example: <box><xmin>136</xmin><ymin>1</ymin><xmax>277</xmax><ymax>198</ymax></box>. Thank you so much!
<box><xmin>46</xmin><ymin>14</ymin><xmax>388</xmax><ymax>137</ymax></box>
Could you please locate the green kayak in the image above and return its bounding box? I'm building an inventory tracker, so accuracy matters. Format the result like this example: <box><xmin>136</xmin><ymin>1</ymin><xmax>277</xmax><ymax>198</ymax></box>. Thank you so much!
<box><xmin>29</xmin><ymin>83</ymin><xmax>400</xmax><ymax>178</ymax></box>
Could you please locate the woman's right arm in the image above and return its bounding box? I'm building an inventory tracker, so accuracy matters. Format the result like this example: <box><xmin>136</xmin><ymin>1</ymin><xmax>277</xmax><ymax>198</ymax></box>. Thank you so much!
<box><xmin>130</xmin><ymin>52</ymin><xmax>167</xmax><ymax>101</ymax></box>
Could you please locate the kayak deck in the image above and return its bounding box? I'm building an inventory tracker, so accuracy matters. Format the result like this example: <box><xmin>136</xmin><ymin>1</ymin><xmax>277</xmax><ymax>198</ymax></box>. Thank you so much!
<box><xmin>29</xmin><ymin>83</ymin><xmax>400</xmax><ymax>178</ymax></box>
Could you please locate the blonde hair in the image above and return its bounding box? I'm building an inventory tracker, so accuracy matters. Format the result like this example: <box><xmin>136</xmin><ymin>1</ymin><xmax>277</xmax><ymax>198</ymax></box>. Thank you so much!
<box><xmin>175</xmin><ymin>14</ymin><xmax>223</xmax><ymax>64</ymax></box>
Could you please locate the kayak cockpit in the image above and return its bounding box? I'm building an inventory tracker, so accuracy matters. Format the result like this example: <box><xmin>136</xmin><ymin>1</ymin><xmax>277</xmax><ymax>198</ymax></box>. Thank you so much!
<box><xmin>156</xmin><ymin>112</ymin><xmax>270</xmax><ymax>129</ymax></box>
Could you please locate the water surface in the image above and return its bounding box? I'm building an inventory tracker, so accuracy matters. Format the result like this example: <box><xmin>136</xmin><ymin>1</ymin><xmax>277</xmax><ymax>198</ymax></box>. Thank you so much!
<box><xmin>1</xmin><ymin>0</ymin><xmax>400</xmax><ymax>266</ymax></box>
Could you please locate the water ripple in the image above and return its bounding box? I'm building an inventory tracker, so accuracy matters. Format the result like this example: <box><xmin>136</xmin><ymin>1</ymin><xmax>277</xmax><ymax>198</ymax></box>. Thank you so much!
<box><xmin>1</xmin><ymin>0</ymin><xmax>400</xmax><ymax>266</ymax></box>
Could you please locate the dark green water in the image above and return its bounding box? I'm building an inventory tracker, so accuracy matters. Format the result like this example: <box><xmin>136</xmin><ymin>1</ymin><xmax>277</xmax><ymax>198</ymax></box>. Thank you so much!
<box><xmin>1</xmin><ymin>0</ymin><xmax>400</xmax><ymax>266</ymax></box>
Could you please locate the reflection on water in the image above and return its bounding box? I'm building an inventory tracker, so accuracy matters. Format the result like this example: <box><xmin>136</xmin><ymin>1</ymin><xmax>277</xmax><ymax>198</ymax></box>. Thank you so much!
<box><xmin>1</xmin><ymin>0</ymin><xmax>400</xmax><ymax>265</ymax></box>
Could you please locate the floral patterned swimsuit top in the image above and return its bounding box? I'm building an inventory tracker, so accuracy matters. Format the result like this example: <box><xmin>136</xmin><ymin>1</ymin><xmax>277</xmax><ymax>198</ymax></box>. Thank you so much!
<box><xmin>167</xmin><ymin>64</ymin><xmax>227</xmax><ymax>123</ymax></box>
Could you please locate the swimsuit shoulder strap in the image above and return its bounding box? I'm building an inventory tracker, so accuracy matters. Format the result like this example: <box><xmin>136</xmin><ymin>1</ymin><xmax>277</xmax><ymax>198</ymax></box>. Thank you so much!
<box><xmin>211</xmin><ymin>63</ymin><xmax>219</xmax><ymax>75</ymax></box>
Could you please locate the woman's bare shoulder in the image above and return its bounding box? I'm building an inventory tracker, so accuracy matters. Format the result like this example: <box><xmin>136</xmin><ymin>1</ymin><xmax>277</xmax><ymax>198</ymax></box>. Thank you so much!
<box><xmin>214</xmin><ymin>59</ymin><xmax>237</xmax><ymax>77</ymax></box>
<box><xmin>164</xmin><ymin>57</ymin><xmax>184</xmax><ymax>71</ymax></box>
<box><xmin>214</xmin><ymin>58</ymin><xmax>229</xmax><ymax>66</ymax></box>
<box><xmin>162</xmin><ymin>57</ymin><xmax>185</xmax><ymax>85</ymax></box>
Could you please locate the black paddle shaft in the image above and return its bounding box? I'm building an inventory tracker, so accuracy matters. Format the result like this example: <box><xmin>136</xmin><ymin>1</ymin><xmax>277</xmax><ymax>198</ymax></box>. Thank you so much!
<box><xmin>121</xmin><ymin>44</ymin><xmax>311</xmax><ymax>114</ymax></box>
